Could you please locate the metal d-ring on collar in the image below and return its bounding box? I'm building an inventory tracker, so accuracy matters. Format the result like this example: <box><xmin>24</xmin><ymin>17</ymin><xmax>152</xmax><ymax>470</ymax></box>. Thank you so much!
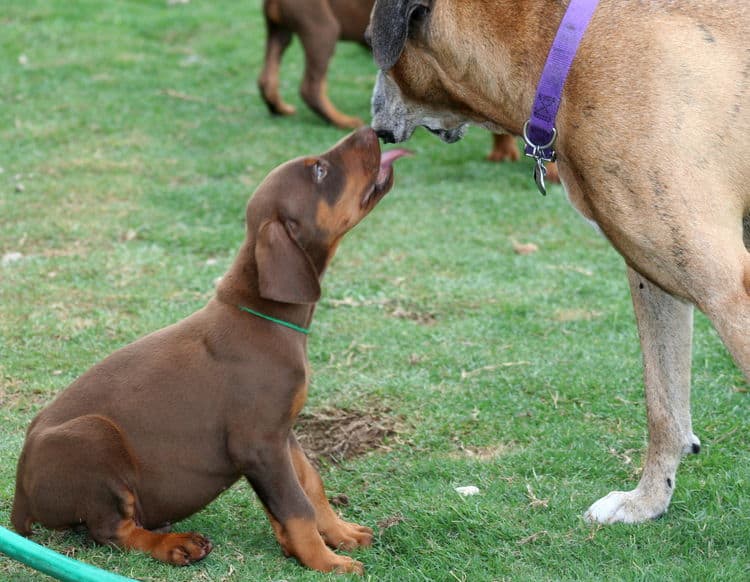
<box><xmin>523</xmin><ymin>0</ymin><xmax>599</xmax><ymax>196</ymax></box>
<box><xmin>522</xmin><ymin>120</ymin><xmax>557</xmax><ymax>196</ymax></box>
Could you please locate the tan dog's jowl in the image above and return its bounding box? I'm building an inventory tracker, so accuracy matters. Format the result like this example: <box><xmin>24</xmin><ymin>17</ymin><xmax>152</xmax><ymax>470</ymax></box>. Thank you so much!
<box><xmin>11</xmin><ymin>128</ymin><xmax>408</xmax><ymax>574</ymax></box>
<box><xmin>369</xmin><ymin>0</ymin><xmax>749</xmax><ymax>523</ymax></box>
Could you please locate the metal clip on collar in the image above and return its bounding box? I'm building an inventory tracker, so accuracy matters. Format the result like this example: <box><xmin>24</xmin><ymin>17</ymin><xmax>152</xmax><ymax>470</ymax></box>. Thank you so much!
<box><xmin>522</xmin><ymin>120</ymin><xmax>557</xmax><ymax>196</ymax></box>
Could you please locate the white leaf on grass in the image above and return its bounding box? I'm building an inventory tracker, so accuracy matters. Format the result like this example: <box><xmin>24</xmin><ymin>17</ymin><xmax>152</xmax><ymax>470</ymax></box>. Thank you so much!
<box><xmin>2</xmin><ymin>252</ymin><xmax>23</xmax><ymax>266</ymax></box>
<box><xmin>455</xmin><ymin>485</ymin><xmax>480</xmax><ymax>496</ymax></box>
<box><xmin>512</xmin><ymin>240</ymin><xmax>539</xmax><ymax>255</ymax></box>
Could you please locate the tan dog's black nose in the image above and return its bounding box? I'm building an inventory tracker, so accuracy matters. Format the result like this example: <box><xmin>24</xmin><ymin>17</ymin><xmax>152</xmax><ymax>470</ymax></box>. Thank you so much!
<box><xmin>375</xmin><ymin>129</ymin><xmax>396</xmax><ymax>144</ymax></box>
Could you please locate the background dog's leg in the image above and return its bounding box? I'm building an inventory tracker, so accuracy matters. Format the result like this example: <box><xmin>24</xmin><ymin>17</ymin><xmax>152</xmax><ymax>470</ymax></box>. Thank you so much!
<box><xmin>239</xmin><ymin>440</ymin><xmax>365</xmax><ymax>574</ymax></box>
<box><xmin>288</xmin><ymin>434</ymin><xmax>373</xmax><ymax>550</ymax></box>
<box><xmin>296</xmin><ymin>5</ymin><xmax>363</xmax><ymax>129</ymax></box>
<box><xmin>486</xmin><ymin>134</ymin><xmax>520</xmax><ymax>162</ymax></box>
<box><xmin>585</xmin><ymin>267</ymin><xmax>699</xmax><ymax>524</ymax></box>
<box><xmin>258</xmin><ymin>6</ymin><xmax>296</xmax><ymax>116</ymax></box>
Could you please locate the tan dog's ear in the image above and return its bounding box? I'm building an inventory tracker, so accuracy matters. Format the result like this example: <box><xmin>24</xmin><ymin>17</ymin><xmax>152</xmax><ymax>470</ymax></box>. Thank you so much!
<box><xmin>370</xmin><ymin>0</ymin><xmax>430</xmax><ymax>70</ymax></box>
<box><xmin>255</xmin><ymin>220</ymin><xmax>321</xmax><ymax>304</ymax></box>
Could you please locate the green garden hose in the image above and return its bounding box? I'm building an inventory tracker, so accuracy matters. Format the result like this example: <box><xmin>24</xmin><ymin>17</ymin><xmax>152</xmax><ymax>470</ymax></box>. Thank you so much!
<box><xmin>0</xmin><ymin>526</ymin><xmax>136</xmax><ymax>582</ymax></box>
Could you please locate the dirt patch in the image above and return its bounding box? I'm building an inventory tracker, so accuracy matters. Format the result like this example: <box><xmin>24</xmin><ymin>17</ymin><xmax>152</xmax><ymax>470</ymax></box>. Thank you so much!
<box><xmin>553</xmin><ymin>308</ymin><xmax>602</xmax><ymax>322</ymax></box>
<box><xmin>450</xmin><ymin>442</ymin><xmax>516</xmax><ymax>461</ymax></box>
<box><xmin>295</xmin><ymin>405</ymin><xmax>403</xmax><ymax>466</ymax></box>
<box><xmin>376</xmin><ymin>513</ymin><xmax>406</xmax><ymax>531</ymax></box>
<box><xmin>386</xmin><ymin>301</ymin><xmax>437</xmax><ymax>325</ymax></box>
<box><xmin>0</xmin><ymin>375</ymin><xmax>52</xmax><ymax>412</ymax></box>
<box><xmin>326</xmin><ymin>297</ymin><xmax>437</xmax><ymax>326</ymax></box>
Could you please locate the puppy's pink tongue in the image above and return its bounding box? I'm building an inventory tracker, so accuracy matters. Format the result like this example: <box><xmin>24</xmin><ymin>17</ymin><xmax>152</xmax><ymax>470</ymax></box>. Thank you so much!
<box><xmin>377</xmin><ymin>148</ymin><xmax>412</xmax><ymax>184</ymax></box>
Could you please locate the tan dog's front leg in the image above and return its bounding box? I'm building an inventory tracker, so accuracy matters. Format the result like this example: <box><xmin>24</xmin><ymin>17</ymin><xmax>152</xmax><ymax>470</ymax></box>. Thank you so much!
<box><xmin>289</xmin><ymin>434</ymin><xmax>373</xmax><ymax>550</ymax></box>
<box><xmin>585</xmin><ymin>267</ymin><xmax>700</xmax><ymax>523</ymax></box>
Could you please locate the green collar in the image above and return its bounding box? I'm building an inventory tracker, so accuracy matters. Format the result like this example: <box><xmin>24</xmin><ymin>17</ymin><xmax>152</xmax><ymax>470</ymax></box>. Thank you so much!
<box><xmin>238</xmin><ymin>305</ymin><xmax>311</xmax><ymax>335</ymax></box>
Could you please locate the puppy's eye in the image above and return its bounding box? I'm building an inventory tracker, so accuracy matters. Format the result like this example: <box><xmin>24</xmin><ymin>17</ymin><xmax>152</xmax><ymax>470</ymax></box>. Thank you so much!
<box><xmin>312</xmin><ymin>160</ymin><xmax>328</xmax><ymax>183</ymax></box>
<box><xmin>285</xmin><ymin>219</ymin><xmax>300</xmax><ymax>235</ymax></box>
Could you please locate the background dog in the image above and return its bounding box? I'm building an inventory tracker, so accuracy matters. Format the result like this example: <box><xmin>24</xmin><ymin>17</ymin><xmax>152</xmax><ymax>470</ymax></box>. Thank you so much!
<box><xmin>11</xmin><ymin>128</ymin><xmax>408</xmax><ymax>574</ymax></box>
<box><xmin>369</xmin><ymin>0</ymin><xmax>749</xmax><ymax>523</ymax></box>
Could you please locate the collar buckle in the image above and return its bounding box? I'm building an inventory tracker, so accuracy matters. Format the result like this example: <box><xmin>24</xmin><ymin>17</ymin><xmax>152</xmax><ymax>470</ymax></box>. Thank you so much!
<box><xmin>522</xmin><ymin>120</ymin><xmax>557</xmax><ymax>196</ymax></box>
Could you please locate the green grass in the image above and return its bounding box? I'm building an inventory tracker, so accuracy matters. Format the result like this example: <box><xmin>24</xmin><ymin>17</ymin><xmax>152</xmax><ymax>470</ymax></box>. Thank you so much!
<box><xmin>1</xmin><ymin>1</ymin><xmax>748</xmax><ymax>580</ymax></box>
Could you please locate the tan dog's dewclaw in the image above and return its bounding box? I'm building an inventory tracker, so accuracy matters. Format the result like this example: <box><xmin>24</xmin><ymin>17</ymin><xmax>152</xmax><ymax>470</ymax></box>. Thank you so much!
<box><xmin>12</xmin><ymin>128</ymin><xmax>409</xmax><ymax>574</ymax></box>
<box><xmin>368</xmin><ymin>0</ymin><xmax>749</xmax><ymax>523</ymax></box>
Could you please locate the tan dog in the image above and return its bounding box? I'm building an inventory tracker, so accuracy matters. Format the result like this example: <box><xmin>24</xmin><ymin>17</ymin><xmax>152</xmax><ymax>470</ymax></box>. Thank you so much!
<box><xmin>368</xmin><ymin>0</ymin><xmax>749</xmax><ymax>523</ymax></box>
<box><xmin>12</xmin><ymin>128</ymin><xmax>408</xmax><ymax>574</ymax></box>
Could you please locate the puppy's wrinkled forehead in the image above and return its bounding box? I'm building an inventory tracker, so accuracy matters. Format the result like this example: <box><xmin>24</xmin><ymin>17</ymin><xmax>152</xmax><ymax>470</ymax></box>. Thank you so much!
<box><xmin>255</xmin><ymin>153</ymin><xmax>351</xmax><ymax>215</ymax></box>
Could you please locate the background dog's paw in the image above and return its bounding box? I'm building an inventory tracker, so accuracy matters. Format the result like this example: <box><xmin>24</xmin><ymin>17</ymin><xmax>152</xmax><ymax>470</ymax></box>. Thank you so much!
<box><xmin>584</xmin><ymin>489</ymin><xmax>668</xmax><ymax>524</ymax></box>
<box><xmin>486</xmin><ymin>134</ymin><xmax>520</xmax><ymax>162</ymax></box>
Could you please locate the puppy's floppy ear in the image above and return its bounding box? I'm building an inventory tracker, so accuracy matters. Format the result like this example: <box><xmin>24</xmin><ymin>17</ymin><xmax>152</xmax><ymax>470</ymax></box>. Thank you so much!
<box><xmin>255</xmin><ymin>220</ymin><xmax>321</xmax><ymax>304</ymax></box>
<box><xmin>370</xmin><ymin>0</ymin><xmax>430</xmax><ymax>70</ymax></box>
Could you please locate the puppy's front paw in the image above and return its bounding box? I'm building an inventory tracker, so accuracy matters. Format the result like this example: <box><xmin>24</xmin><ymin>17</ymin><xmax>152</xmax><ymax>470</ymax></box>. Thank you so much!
<box><xmin>584</xmin><ymin>489</ymin><xmax>669</xmax><ymax>524</ymax></box>
<box><xmin>322</xmin><ymin>520</ymin><xmax>374</xmax><ymax>551</ymax></box>
<box><xmin>327</xmin><ymin>554</ymin><xmax>365</xmax><ymax>575</ymax></box>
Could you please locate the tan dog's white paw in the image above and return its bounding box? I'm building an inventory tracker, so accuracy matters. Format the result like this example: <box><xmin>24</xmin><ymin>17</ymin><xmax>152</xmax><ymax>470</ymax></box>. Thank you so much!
<box><xmin>683</xmin><ymin>433</ymin><xmax>701</xmax><ymax>455</ymax></box>
<box><xmin>584</xmin><ymin>489</ymin><xmax>669</xmax><ymax>524</ymax></box>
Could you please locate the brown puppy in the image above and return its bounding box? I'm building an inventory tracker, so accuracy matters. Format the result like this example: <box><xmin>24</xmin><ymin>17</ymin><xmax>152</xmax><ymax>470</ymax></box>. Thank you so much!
<box><xmin>369</xmin><ymin>1</ymin><xmax>749</xmax><ymax>524</ymax></box>
<box><xmin>11</xmin><ymin>128</ymin><xmax>408</xmax><ymax>574</ymax></box>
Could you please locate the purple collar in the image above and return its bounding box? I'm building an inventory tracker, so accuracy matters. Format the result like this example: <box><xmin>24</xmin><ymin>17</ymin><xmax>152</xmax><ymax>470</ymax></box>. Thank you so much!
<box><xmin>523</xmin><ymin>0</ymin><xmax>599</xmax><ymax>195</ymax></box>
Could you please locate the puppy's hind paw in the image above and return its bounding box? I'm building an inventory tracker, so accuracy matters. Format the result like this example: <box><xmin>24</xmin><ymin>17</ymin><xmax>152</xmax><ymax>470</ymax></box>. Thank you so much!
<box><xmin>156</xmin><ymin>532</ymin><xmax>213</xmax><ymax>566</ymax></box>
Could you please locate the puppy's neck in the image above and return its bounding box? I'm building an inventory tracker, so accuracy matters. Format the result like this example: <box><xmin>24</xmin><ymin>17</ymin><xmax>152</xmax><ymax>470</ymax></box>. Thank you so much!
<box><xmin>215</xmin><ymin>240</ymin><xmax>316</xmax><ymax>332</ymax></box>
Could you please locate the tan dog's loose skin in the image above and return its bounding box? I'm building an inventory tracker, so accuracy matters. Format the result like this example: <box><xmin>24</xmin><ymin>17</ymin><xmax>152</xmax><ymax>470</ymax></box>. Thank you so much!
<box><xmin>369</xmin><ymin>0</ymin><xmax>749</xmax><ymax>523</ymax></box>
<box><xmin>11</xmin><ymin>128</ymin><xmax>407</xmax><ymax>574</ymax></box>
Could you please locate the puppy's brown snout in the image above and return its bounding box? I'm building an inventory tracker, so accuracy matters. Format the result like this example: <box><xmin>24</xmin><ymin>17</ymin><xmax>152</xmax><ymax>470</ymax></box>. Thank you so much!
<box><xmin>351</xmin><ymin>126</ymin><xmax>379</xmax><ymax>150</ymax></box>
